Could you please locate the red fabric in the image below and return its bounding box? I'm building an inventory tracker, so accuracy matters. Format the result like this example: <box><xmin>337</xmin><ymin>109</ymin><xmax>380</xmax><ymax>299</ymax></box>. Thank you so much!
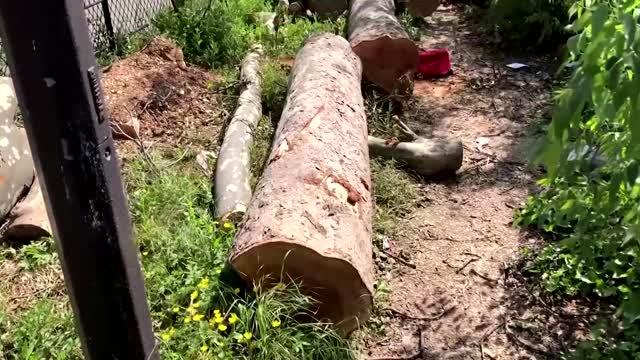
<box><xmin>416</xmin><ymin>49</ymin><xmax>452</xmax><ymax>78</ymax></box>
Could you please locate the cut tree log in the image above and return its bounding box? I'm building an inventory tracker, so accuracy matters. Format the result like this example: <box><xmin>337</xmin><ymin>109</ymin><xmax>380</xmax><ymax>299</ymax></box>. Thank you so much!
<box><xmin>3</xmin><ymin>178</ymin><xmax>51</xmax><ymax>240</ymax></box>
<box><xmin>230</xmin><ymin>33</ymin><xmax>374</xmax><ymax>334</ymax></box>
<box><xmin>0</xmin><ymin>77</ymin><xmax>35</xmax><ymax>221</ymax></box>
<box><xmin>368</xmin><ymin>136</ymin><xmax>463</xmax><ymax>176</ymax></box>
<box><xmin>368</xmin><ymin>115</ymin><xmax>463</xmax><ymax>176</ymax></box>
<box><xmin>215</xmin><ymin>45</ymin><xmax>263</xmax><ymax>222</ymax></box>
<box><xmin>348</xmin><ymin>0</ymin><xmax>418</xmax><ymax>94</ymax></box>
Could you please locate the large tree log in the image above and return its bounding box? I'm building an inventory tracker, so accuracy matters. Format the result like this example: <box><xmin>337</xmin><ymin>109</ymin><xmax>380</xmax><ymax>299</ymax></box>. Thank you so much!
<box><xmin>348</xmin><ymin>0</ymin><xmax>418</xmax><ymax>94</ymax></box>
<box><xmin>230</xmin><ymin>33</ymin><xmax>374</xmax><ymax>334</ymax></box>
<box><xmin>0</xmin><ymin>77</ymin><xmax>34</xmax><ymax>221</ymax></box>
<box><xmin>215</xmin><ymin>46</ymin><xmax>263</xmax><ymax>222</ymax></box>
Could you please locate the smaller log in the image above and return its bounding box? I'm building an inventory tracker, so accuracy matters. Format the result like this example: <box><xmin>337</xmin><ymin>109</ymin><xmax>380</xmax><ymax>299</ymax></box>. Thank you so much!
<box><xmin>3</xmin><ymin>178</ymin><xmax>51</xmax><ymax>240</ymax></box>
<box><xmin>215</xmin><ymin>45</ymin><xmax>263</xmax><ymax>222</ymax></box>
<box><xmin>348</xmin><ymin>0</ymin><xmax>418</xmax><ymax>94</ymax></box>
<box><xmin>368</xmin><ymin>136</ymin><xmax>463</xmax><ymax>176</ymax></box>
<box><xmin>0</xmin><ymin>77</ymin><xmax>35</xmax><ymax>221</ymax></box>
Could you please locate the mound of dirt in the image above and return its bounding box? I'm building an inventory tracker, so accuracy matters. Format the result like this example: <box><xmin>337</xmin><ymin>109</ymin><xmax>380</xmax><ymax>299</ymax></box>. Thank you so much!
<box><xmin>102</xmin><ymin>37</ymin><xmax>223</xmax><ymax>152</ymax></box>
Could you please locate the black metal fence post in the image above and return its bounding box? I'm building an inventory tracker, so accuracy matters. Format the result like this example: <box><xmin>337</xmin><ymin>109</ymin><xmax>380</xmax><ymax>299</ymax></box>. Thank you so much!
<box><xmin>101</xmin><ymin>0</ymin><xmax>117</xmax><ymax>51</ymax></box>
<box><xmin>0</xmin><ymin>0</ymin><xmax>159</xmax><ymax>359</ymax></box>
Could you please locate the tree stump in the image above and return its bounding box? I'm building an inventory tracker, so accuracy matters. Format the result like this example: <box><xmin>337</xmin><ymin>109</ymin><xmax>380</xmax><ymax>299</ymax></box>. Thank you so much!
<box><xmin>230</xmin><ymin>33</ymin><xmax>374</xmax><ymax>334</ymax></box>
<box><xmin>348</xmin><ymin>0</ymin><xmax>418</xmax><ymax>94</ymax></box>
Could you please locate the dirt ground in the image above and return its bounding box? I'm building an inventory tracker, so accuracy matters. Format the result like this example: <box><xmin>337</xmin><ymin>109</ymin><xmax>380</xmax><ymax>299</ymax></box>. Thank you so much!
<box><xmin>362</xmin><ymin>6</ymin><xmax>592</xmax><ymax>360</ymax></box>
<box><xmin>102</xmin><ymin>37</ymin><xmax>224</xmax><ymax>160</ymax></box>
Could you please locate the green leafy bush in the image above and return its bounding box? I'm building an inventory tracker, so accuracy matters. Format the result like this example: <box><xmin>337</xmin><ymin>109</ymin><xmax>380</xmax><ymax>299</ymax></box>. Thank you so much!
<box><xmin>154</xmin><ymin>0</ymin><xmax>270</xmax><ymax>67</ymax></box>
<box><xmin>486</xmin><ymin>0</ymin><xmax>576</xmax><ymax>47</ymax></box>
<box><xmin>517</xmin><ymin>0</ymin><xmax>640</xmax><ymax>356</ymax></box>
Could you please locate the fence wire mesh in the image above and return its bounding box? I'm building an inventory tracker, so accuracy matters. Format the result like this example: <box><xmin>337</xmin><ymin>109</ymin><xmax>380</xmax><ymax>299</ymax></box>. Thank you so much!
<box><xmin>0</xmin><ymin>0</ymin><xmax>174</xmax><ymax>75</ymax></box>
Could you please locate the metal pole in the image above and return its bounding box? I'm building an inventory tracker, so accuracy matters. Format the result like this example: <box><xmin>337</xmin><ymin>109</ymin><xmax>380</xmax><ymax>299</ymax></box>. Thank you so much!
<box><xmin>101</xmin><ymin>0</ymin><xmax>117</xmax><ymax>51</ymax></box>
<box><xmin>0</xmin><ymin>1</ymin><xmax>158</xmax><ymax>359</ymax></box>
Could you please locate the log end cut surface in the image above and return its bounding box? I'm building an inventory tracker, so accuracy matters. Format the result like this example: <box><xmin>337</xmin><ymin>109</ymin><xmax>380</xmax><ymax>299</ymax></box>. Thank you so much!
<box><xmin>233</xmin><ymin>242</ymin><xmax>372</xmax><ymax>332</ymax></box>
<box><xmin>352</xmin><ymin>36</ymin><xmax>417</xmax><ymax>94</ymax></box>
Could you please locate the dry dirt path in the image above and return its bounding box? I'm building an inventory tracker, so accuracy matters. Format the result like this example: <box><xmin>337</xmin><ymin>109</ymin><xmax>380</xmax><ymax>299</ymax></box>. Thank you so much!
<box><xmin>362</xmin><ymin>6</ymin><xmax>587</xmax><ymax>360</ymax></box>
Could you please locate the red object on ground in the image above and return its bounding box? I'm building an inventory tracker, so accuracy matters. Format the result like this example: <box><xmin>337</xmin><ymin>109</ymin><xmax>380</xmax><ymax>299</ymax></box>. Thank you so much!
<box><xmin>416</xmin><ymin>49</ymin><xmax>452</xmax><ymax>78</ymax></box>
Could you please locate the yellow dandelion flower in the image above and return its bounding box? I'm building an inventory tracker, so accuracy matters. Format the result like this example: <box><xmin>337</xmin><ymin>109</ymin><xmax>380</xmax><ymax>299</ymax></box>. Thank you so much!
<box><xmin>271</xmin><ymin>320</ymin><xmax>281</xmax><ymax>328</ymax></box>
<box><xmin>161</xmin><ymin>332</ymin><xmax>171</xmax><ymax>341</ymax></box>
<box><xmin>187</xmin><ymin>306</ymin><xmax>197</xmax><ymax>315</ymax></box>
<box><xmin>214</xmin><ymin>309</ymin><xmax>221</xmax><ymax>316</ymax></box>
<box><xmin>142</xmin><ymin>251</ymin><xmax>149</xmax><ymax>256</ymax></box>
<box><xmin>197</xmin><ymin>277</ymin><xmax>209</xmax><ymax>289</ymax></box>
<box><xmin>172</xmin><ymin>306</ymin><xmax>180</xmax><ymax>313</ymax></box>
<box><xmin>200</xmin><ymin>344</ymin><xmax>209</xmax><ymax>352</ymax></box>
<box><xmin>243</xmin><ymin>332</ymin><xmax>253</xmax><ymax>340</ymax></box>
<box><xmin>228</xmin><ymin>313</ymin><xmax>239</xmax><ymax>324</ymax></box>
<box><xmin>215</xmin><ymin>315</ymin><xmax>224</xmax><ymax>323</ymax></box>
<box><xmin>193</xmin><ymin>314</ymin><xmax>205</xmax><ymax>321</ymax></box>
<box><xmin>192</xmin><ymin>302</ymin><xmax>200</xmax><ymax>308</ymax></box>
<box><xmin>223</xmin><ymin>222</ymin><xmax>234</xmax><ymax>229</ymax></box>
<box><xmin>218</xmin><ymin>324</ymin><xmax>228</xmax><ymax>331</ymax></box>
<box><xmin>190</xmin><ymin>290</ymin><xmax>199</xmax><ymax>300</ymax></box>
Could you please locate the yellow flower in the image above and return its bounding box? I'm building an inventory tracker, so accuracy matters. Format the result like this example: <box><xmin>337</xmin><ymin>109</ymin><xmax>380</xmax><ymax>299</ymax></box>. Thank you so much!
<box><xmin>197</xmin><ymin>277</ymin><xmax>209</xmax><ymax>289</ymax></box>
<box><xmin>215</xmin><ymin>315</ymin><xmax>224</xmax><ymax>323</ymax></box>
<box><xmin>233</xmin><ymin>288</ymin><xmax>241</xmax><ymax>295</ymax></box>
<box><xmin>142</xmin><ymin>251</ymin><xmax>149</xmax><ymax>256</ymax></box>
<box><xmin>184</xmin><ymin>316</ymin><xmax>192</xmax><ymax>323</ymax></box>
<box><xmin>172</xmin><ymin>306</ymin><xmax>180</xmax><ymax>313</ymax></box>
<box><xmin>215</xmin><ymin>268</ymin><xmax>222</xmax><ymax>274</ymax></box>
<box><xmin>193</xmin><ymin>314</ymin><xmax>205</xmax><ymax>321</ymax></box>
<box><xmin>190</xmin><ymin>290</ymin><xmax>199</xmax><ymax>300</ymax></box>
<box><xmin>271</xmin><ymin>320</ymin><xmax>281</xmax><ymax>328</ymax></box>
<box><xmin>192</xmin><ymin>302</ymin><xmax>200</xmax><ymax>308</ymax></box>
<box><xmin>243</xmin><ymin>332</ymin><xmax>253</xmax><ymax>341</ymax></box>
<box><xmin>161</xmin><ymin>332</ymin><xmax>171</xmax><ymax>341</ymax></box>
<box><xmin>223</xmin><ymin>222</ymin><xmax>234</xmax><ymax>229</ymax></box>
<box><xmin>200</xmin><ymin>344</ymin><xmax>209</xmax><ymax>352</ymax></box>
<box><xmin>218</xmin><ymin>324</ymin><xmax>228</xmax><ymax>331</ymax></box>
<box><xmin>214</xmin><ymin>309</ymin><xmax>221</xmax><ymax>316</ymax></box>
<box><xmin>228</xmin><ymin>313</ymin><xmax>239</xmax><ymax>324</ymax></box>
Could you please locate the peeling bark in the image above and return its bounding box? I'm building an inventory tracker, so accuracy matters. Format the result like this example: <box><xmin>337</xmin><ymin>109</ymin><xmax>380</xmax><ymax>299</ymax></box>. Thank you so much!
<box><xmin>0</xmin><ymin>77</ymin><xmax>34</xmax><ymax>221</ymax></box>
<box><xmin>348</xmin><ymin>0</ymin><xmax>418</xmax><ymax>94</ymax></box>
<box><xmin>230</xmin><ymin>33</ymin><xmax>374</xmax><ymax>334</ymax></box>
<box><xmin>368</xmin><ymin>136</ymin><xmax>463</xmax><ymax>176</ymax></box>
<box><xmin>215</xmin><ymin>46</ymin><xmax>264</xmax><ymax>223</ymax></box>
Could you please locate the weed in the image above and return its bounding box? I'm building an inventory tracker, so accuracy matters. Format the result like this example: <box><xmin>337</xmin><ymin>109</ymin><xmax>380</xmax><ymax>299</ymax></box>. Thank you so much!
<box><xmin>371</xmin><ymin>159</ymin><xmax>418</xmax><ymax>240</ymax></box>
<box><xmin>0</xmin><ymin>237</ymin><xmax>58</xmax><ymax>272</ymax></box>
<box><xmin>154</xmin><ymin>0</ymin><xmax>271</xmax><ymax>68</ymax></box>
<box><xmin>0</xmin><ymin>300</ymin><xmax>81</xmax><ymax>360</ymax></box>
<box><xmin>264</xmin><ymin>16</ymin><xmax>346</xmax><ymax>58</ymax></box>
<box><xmin>250</xmin><ymin>116</ymin><xmax>276</xmax><ymax>189</ymax></box>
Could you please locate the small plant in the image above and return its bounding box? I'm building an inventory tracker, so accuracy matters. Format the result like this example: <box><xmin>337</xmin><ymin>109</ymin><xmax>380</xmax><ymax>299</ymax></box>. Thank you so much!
<box><xmin>371</xmin><ymin>159</ymin><xmax>418</xmax><ymax>238</ymax></box>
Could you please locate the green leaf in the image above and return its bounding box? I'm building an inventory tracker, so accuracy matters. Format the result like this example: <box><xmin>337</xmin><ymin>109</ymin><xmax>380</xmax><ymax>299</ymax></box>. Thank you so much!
<box><xmin>591</xmin><ymin>4</ymin><xmax>609</xmax><ymax>37</ymax></box>
<box><xmin>622</xmin><ymin>293</ymin><xmax>640</xmax><ymax>324</ymax></box>
<box><xmin>622</xmin><ymin>12</ymin><xmax>637</xmax><ymax>48</ymax></box>
<box><xmin>628</xmin><ymin>161</ymin><xmax>639</xmax><ymax>185</ymax></box>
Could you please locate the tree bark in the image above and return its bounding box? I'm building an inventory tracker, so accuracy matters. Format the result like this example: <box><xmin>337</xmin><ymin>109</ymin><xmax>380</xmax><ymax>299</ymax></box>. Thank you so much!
<box><xmin>368</xmin><ymin>136</ymin><xmax>463</xmax><ymax>176</ymax></box>
<box><xmin>348</xmin><ymin>0</ymin><xmax>418</xmax><ymax>94</ymax></box>
<box><xmin>230</xmin><ymin>33</ymin><xmax>374</xmax><ymax>334</ymax></box>
<box><xmin>215</xmin><ymin>46</ymin><xmax>263</xmax><ymax>223</ymax></box>
<box><xmin>0</xmin><ymin>77</ymin><xmax>34</xmax><ymax>221</ymax></box>
<box><xmin>3</xmin><ymin>178</ymin><xmax>51</xmax><ymax>240</ymax></box>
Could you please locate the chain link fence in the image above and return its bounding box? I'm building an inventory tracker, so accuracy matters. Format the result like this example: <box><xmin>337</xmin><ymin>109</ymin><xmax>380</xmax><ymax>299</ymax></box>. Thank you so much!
<box><xmin>0</xmin><ymin>0</ymin><xmax>175</xmax><ymax>75</ymax></box>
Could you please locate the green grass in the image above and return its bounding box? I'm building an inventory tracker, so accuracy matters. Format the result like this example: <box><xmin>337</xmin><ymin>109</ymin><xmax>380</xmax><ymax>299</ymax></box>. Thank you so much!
<box><xmin>0</xmin><ymin>156</ymin><xmax>355</xmax><ymax>359</ymax></box>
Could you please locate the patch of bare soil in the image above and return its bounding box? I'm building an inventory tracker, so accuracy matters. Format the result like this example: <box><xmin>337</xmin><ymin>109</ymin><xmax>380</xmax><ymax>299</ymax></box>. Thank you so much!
<box><xmin>363</xmin><ymin>6</ymin><xmax>591</xmax><ymax>359</ymax></box>
<box><xmin>102</xmin><ymin>37</ymin><xmax>223</xmax><ymax>158</ymax></box>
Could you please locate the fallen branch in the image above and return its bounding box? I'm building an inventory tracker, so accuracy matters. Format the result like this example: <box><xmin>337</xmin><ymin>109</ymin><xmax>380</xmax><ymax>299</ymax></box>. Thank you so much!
<box><xmin>479</xmin><ymin>321</ymin><xmax>505</xmax><ymax>360</ymax></box>
<box><xmin>382</xmin><ymin>249</ymin><xmax>416</xmax><ymax>269</ymax></box>
<box><xmin>456</xmin><ymin>258</ymin><xmax>478</xmax><ymax>274</ymax></box>
<box><xmin>214</xmin><ymin>45</ymin><xmax>263</xmax><ymax>222</ymax></box>
<box><xmin>368</xmin><ymin>136</ymin><xmax>463</xmax><ymax>176</ymax></box>
<box><xmin>384</xmin><ymin>305</ymin><xmax>455</xmax><ymax>322</ymax></box>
